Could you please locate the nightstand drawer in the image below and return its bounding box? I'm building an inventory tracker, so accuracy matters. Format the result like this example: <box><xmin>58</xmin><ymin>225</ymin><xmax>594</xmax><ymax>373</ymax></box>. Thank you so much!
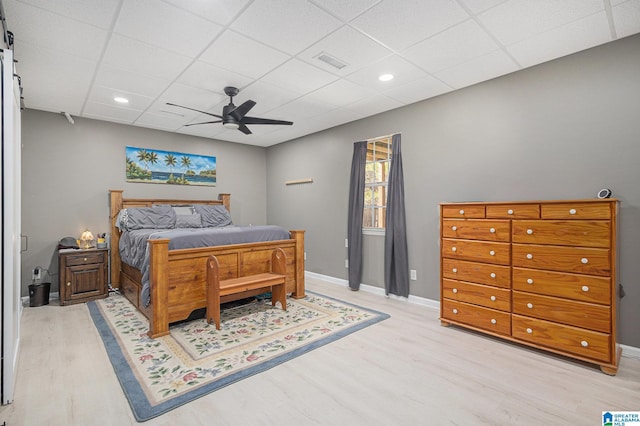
<box><xmin>64</xmin><ymin>252</ymin><xmax>105</xmax><ymax>266</ymax></box>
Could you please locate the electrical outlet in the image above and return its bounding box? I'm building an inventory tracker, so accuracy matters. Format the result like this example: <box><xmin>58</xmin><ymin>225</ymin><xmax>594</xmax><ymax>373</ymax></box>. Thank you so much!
<box><xmin>410</xmin><ymin>269</ymin><xmax>417</xmax><ymax>281</ymax></box>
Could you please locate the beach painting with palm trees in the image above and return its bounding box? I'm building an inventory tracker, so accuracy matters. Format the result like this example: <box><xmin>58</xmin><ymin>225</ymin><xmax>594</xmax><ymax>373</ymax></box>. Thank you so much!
<box><xmin>125</xmin><ymin>146</ymin><xmax>216</xmax><ymax>186</ymax></box>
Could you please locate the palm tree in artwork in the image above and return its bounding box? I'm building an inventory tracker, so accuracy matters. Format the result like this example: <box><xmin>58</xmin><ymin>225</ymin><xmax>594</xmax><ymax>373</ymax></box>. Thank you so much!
<box><xmin>147</xmin><ymin>151</ymin><xmax>159</xmax><ymax>170</ymax></box>
<box><xmin>164</xmin><ymin>153</ymin><xmax>177</xmax><ymax>182</ymax></box>
<box><xmin>181</xmin><ymin>155</ymin><xmax>191</xmax><ymax>172</ymax></box>
<box><xmin>136</xmin><ymin>148</ymin><xmax>149</xmax><ymax>170</ymax></box>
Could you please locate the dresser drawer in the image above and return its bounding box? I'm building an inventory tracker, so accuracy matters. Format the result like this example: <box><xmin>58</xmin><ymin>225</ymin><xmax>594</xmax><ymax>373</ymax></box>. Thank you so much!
<box><xmin>512</xmin><ymin>244</ymin><xmax>610</xmax><ymax>276</ymax></box>
<box><xmin>443</xmin><ymin>279</ymin><xmax>510</xmax><ymax>311</ymax></box>
<box><xmin>442</xmin><ymin>258</ymin><xmax>511</xmax><ymax>288</ymax></box>
<box><xmin>486</xmin><ymin>204</ymin><xmax>540</xmax><ymax>219</ymax></box>
<box><xmin>442</xmin><ymin>219</ymin><xmax>510</xmax><ymax>242</ymax></box>
<box><xmin>64</xmin><ymin>251</ymin><xmax>106</xmax><ymax>266</ymax></box>
<box><xmin>441</xmin><ymin>205</ymin><xmax>485</xmax><ymax>218</ymax></box>
<box><xmin>442</xmin><ymin>239</ymin><xmax>510</xmax><ymax>265</ymax></box>
<box><xmin>512</xmin><ymin>267</ymin><xmax>610</xmax><ymax>304</ymax></box>
<box><xmin>512</xmin><ymin>291</ymin><xmax>610</xmax><ymax>333</ymax></box>
<box><xmin>442</xmin><ymin>299</ymin><xmax>511</xmax><ymax>336</ymax></box>
<box><xmin>512</xmin><ymin>220</ymin><xmax>610</xmax><ymax>248</ymax></box>
<box><xmin>512</xmin><ymin>314</ymin><xmax>611</xmax><ymax>363</ymax></box>
<box><xmin>541</xmin><ymin>202</ymin><xmax>611</xmax><ymax>219</ymax></box>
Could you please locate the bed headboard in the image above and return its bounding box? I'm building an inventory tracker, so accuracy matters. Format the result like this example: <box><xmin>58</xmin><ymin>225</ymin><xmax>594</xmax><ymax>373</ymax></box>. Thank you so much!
<box><xmin>108</xmin><ymin>189</ymin><xmax>231</xmax><ymax>287</ymax></box>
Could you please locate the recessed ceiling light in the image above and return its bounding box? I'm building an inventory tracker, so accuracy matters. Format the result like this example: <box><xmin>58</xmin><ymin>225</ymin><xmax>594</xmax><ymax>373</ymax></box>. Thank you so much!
<box><xmin>378</xmin><ymin>74</ymin><xmax>394</xmax><ymax>82</ymax></box>
<box><xmin>114</xmin><ymin>96</ymin><xmax>129</xmax><ymax>104</ymax></box>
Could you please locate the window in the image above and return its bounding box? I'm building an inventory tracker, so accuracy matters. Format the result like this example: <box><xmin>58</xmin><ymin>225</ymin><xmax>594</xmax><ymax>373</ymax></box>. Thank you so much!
<box><xmin>363</xmin><ymin>135</ymin><xmax>392</xmax><ymax>233</ymax></box>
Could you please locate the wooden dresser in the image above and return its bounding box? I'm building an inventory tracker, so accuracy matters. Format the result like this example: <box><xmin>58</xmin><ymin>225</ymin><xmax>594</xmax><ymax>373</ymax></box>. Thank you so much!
<box><xmin>439</xmin><ymin>199</ymin><xmax>619</xmax><ymax>374</ymax></box>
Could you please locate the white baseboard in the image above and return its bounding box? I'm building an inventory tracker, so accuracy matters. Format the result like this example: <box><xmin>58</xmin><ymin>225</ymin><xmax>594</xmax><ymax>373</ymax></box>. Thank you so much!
<box><xmin>304</xmin><ymin>271</ymin><xmax>640</xmax><ymax>360</ymax></box>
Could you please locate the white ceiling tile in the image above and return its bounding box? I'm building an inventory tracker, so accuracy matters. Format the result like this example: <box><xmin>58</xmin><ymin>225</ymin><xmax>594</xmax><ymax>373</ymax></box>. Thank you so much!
<box><xmin>238</xmin><ymin>81</ymin><xmax>302</xmax><ymax>115</ymax></box>
<box><xmin>4</xmin><ymin>0</ymin><xmax>108</xmax><ymax>61</ymax></box>
<box><xmin>88</xmin><ymin>86</ymin><xmax>155</xmax><ymax>111</ymax></box>
<box><xmin>134</xmin><ymin>112</ymin><xmax>185</xmax><ymax>132</ymax></box>
<box><xmin>198</xmin><ymin>30</ymin><xmax>291</xmax><ymax>79</ymax></box>
<box><xmin>115</xmin><ymin>0</ymin><xmax>223</xmax><ymax>57</ymax></box>
<box><xmin>299</xmin><ymin>25</ymin><xmax>393</xmax><ymax>76</ymax></box>
<box><xmin>12</xmin><ymin>0</ymin><xmax>120</xmax><ymax>28</ymax></box>
<box><xmin>434</xmin><ymin>50</ymin><xmax>518</xmax><ymax>89</ymax></box>
<box><xmin>305</xmin><ymin>79</ymin><xmax>376</xmax><ymax>107</ymax></box>
<box><xmin>478</xmin><ymin>0</ymin><xmax>604</xmax><ymax>45</ymax></box>
<box><xmin>311</xmin><ymin>107</ymin><xmax>366</xmax><ymax>128</ymax></box>
<box><xmin>177</xmin><ymin>124</ymin><xmax>226</xmax><ymax>139</ymax></box>
<box><xmin>612</xmin><ymin>0</ymin><xmax>640</xmax><ymax>38</ymax></box>
<box><xmin>508</xmin><ymin>12</ymin><xmax>612</xmax><ymax>69</ymax></box>
<box><xmin>260</xmin><ymin>59</ymin><xmax>339</xmax><ymax>95</ymax></box>
<box><xmin>343</xmin><ymin>93</ymin><xmax>403</xmax><ymax>117</ymax></box>
<box><xmin>345</xmin><ymin>55</ymin><xmax>430</xmax><ymax>90</ymax></box>
<box><xmin>178</xmin><ymin>61</ymin><xmax>253</xmax><ymax>94</ymax></box>
<box><xmin>161</xmin><ymin>0</ymin><xmax>251</xmax><ymax>25</ymax></box>
<box><xmin>458</xmin><ymin>0</ymin><xmax>507</xmax><ymax>14</ymax></box>
<box><xmin>102</xmin><ymin>34</ymin><xmax>193</xmax><ymax>80</ymax></box>
<box><xmin>83</xmin><ymin>101</ymin><xmax>142</xmax><ymax>123</ymax></box>
<box><xmin>309</xmin><ymin>0</ymin><xmax>381</xmax><ymax>21</ymax></box>
<box><xmin>266</xmin><ymin>96</ymin><xmax>337</xmax><ymax>122</ymax></box>
<box><xmin>93</xmin><ymin>65</ymin><xmax>171</xmax><ymax>99</ymax></box>
<box><xmin>402</xmin><ymin>20</ymin><xmax>500</xmax><ymax>73</ymax></box>
<box><xmin>230</xmin><ymin>0</ymin><xmax>342</xmax><ymax>55</ymax></box>
<box><xmin>153</xmin><ymin>83</ymin><xmax>226</xmax><ymax>119</ymax></box>
<box><xmin>383</xmin><ymin>76</ymin><xmax>452</xmax><ymax>105</ymax></box>
<box><xmin>351</xmin><ymin>0</ymin><xmax>469</xmax><ymax>51</ymax></box>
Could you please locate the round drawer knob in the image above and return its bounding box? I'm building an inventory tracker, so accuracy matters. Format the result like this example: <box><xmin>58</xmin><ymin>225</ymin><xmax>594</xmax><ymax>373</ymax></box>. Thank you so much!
<box><xmin>526</xmin><ymin>253</ymin><xmax>533</xmax><ymax>259</ymax></box>
<box><xmin>526</xmin><ymin>328</ymin><xmax>533</xmax><ymax>334</ymax></box>
<box><xmin>459</xmin><ymin>209</ymin><xmax>465</xmax><ymax>215</ymax></box>
<box><xmin>582</xmin><ymin>285</ymin><xmax>589</xmax><ymax>292</ymax></box>
<box><xmin>84</xmin><ymin>257</ymin><xmax>87</xmax><ymax>262</ymax></box>
<box><xmin>490</xmin><ymin>296</ymin><xmax>496</xmax><ymax>301</ymax></box>
<box><xmin>451</xmin><ymin>226</ymin><xmax>457</xmax><ymax>231</ymax></box>
<box><xmin>66</xmin><ymin>282</ymin><xmax>71</xmax><ymax>287</ymax></box>
<box><xmin>581</xmin><ymin>258</ymin><xmax>589</xmax><ymax>264</ymax></box>
<box><xmin>452</xmin><ymin>247</ymin><xmax>457</xmax><ymax>252</ymax></box>
<box><xmin>452</xmin><ymin>308</ymin><xmax>458</xmax><ymax>314</ymax></box>
<box><xmin>507</xmin><ymin>209</ymin><xmax>514</xmax><ymax>215</ymax></box>
<box><xmin>527</xmin><ymin>303</ymin><xmax>533</xmax><ymax>309</ymax></box>
<box><xmin>527</xmin><ymin>278</ymin><xmax>534</xmax><ymax>284</ymax></box>
<box><xmin>491</xmin><ymin>319</ymin><xmax>497</xmax><ymax>324</ymax></box>
<box><xmin>452</xmin><ymin>288</ymin><xmax>458</xmax><ymax>294</ymax></box>
<box><xmin>569</xmin><ymin>208</ymin><xmax>577</xmax><ymax>215</ymax></box>
<box><xmin>526</xmin><ymin>229</ymin><xmax>533</xmax><ymax>235</ymax></box>
<box><xmin>581</xmin><ymin>340</ymin><xmax>589</xmax><ymax>347</ymax></box>
<box><xmin>490</xmin><ymin>273</ymin><xmax>496</xmax><ymax>278</ymax></box>
<box><xmin>489</xmin><ymin>250</ymin><xmax>495</xmax><ymax>256</ymax></box>
<box><xmin>489</xmin><ymin>228</ymin><xmax>496</xmax><ymax>233</ymax></box>
<box><xmin>452</xmin><ymin>268</ymin><xmax>457</xmax><ymax>273</ymax></box>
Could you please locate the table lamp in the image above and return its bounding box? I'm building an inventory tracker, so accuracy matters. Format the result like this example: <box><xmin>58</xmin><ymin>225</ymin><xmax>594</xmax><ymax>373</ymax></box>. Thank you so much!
<box><xmin>80</xmin><ymin>230</ymin><xmax>94</xmax><ymax>249</ymax></box>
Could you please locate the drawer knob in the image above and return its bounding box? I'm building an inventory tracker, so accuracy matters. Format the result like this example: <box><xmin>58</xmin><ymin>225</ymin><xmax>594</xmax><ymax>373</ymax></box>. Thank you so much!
<box><xmin>84</xmin><ymin>257</ymin><xmax>87</xmax><ymax>262</ymax></box>
<box><xmin>569</xmin><ymin>208</ymin><xmax>577</xmax><ymax>215</ymax></box>
<box><xmin>459</xmin><ymin>209</ymin><xmax>465</xmax><ymax>215</ymax></box>
<box><xmin>526</xmin><ymin>253</ymin><xmax>533</xmax><ymax>259</ymax></box>
<box><xmin>582</xmin><ymin>285</ymin><xmax>589</xmax><ymax>292</ymax></box>
<box><xmin>527</xmin><ymin>303</ymin><xmax>533</xmax><ymax>309</ymax></box>
<box><xmin>489</xmin><ymin>250</ymin><xmax>495</xmax><ymax>256</ymax></box>
<box><xmin>490</xmin><ymin>296</ymin><xmax>496</xmax><ymax>301</ymax></box>
<box><xmin>489</xmin><ymin>227</ymin><xmax>496</xmax><ymax>233</ymax></box>
<box><xmin>490</xmin><ymin>272</ymin><xmax>496</xmax><ymax>278</ymax></box>
<box><xmin>581</xmin><ymin>340</ymin><xmax>589</xmax><ymax>347</ymax></box>
<box><xmin>526</xmin><ymin>229</ymin><xmax>533</xmax><ymax>235</ymax></box>
<box><xmin>527</xmin><ymin>278</ymin><xmax>534</xmax><ymax>284</ymax></box>
<box><xmin>452</xmin><ymin>288</ymin><xmax>458</xmax><ymax>294</ymax></box>
<box><xmin>451</xmin><ymin>226</ymin><xmax>457</xmax><ymax>231</ymax></box>
<box><xmin>66</xmin><ymin>282</ymin><xmax>71</xmax><ymax>287</ymax></box>
<box><xmin>507</xmin><ymin>209</ymin><xmax>514</xmax><ymax>215</ymax></box>
<box><xmin>451</xmin><ymin>247</ymin><xmax>457</xmax><ymax>252</ymax></box>
<box><xmin>581</xmin><ymin>258</ymin><xmax>589</xmax><ymax>264</ymax></box>
<box><xmin>452</xmin><ymin>268</ymin><xmax>457</xmax><ymax>273</ymax></box>
<box><xmin>491</xmin><ymin>319</ymin><xmax>497</xmax><ymax>324</ymax></box>
<box><xmin>452</xmin><ymin>308</ymin><xmax>458</xmax><ymax>314</ymax></box>
<box><xmin>526</xmin><ymin>328</ymin><xmax>533</xmax><ymax>334</ymax></box>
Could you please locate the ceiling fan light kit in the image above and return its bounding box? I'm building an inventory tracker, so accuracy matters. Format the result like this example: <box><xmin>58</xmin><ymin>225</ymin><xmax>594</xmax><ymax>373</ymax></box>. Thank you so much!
<box><xmin>167</xmin><ymin>86</ymin><xmax>293</xmax><ymax>135</ymax></box>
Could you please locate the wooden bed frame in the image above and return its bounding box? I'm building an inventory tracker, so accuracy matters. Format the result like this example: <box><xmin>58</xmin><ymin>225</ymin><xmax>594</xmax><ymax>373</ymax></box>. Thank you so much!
<box><xmin>109</xmin><ymin>190</ymin><xmax>305</xmax><ymax>338</ymax></box>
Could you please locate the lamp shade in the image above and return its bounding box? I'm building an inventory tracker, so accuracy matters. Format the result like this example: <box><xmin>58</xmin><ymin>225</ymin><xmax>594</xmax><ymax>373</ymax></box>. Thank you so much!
<box><xmin>80</xmin><ymin>230</ymin><xmax>94</xmax><ymax>249</ymax></box>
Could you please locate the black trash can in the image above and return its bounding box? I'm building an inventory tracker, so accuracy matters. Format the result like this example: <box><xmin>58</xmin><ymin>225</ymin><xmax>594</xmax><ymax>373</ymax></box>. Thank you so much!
<box><xmin>29</xmin><ymin>282</ymin><xmax>50</xmax><ymax>307</ymax></box>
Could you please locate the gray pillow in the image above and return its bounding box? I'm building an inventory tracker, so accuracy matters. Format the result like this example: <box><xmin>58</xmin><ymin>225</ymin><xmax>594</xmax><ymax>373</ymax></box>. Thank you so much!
<box><xmin>118</xmin><ymin>205</ymin><xmax>176</xmax><ymax>230</ymax></box>
<box><xmin>193</xmin><ymin>204</ymin><xmax>232</xmax><ymax>227</ymax></box>
<box><xmin>175</xmin><ymin>213</ymin><xmax>202</xmax><ymax>228</ymax></box>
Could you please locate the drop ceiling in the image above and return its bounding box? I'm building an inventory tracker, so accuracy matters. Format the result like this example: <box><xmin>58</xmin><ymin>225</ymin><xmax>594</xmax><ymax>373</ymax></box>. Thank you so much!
<box><xmin>4</xmin><ymin>0</ymin><xmax>640</xmax><ymax>147</ymax></box>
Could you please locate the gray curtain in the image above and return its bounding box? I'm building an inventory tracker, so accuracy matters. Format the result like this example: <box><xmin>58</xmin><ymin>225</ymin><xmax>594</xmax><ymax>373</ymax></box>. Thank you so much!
<box><xmin>347</xmin><ymin>141</ymin><xmax>367</xmax><ymax>291</ymax></box>
<box><xmin>384</xmin><ymin>134</ymin><xmax>409</xmax><ymax>297</ymax></box>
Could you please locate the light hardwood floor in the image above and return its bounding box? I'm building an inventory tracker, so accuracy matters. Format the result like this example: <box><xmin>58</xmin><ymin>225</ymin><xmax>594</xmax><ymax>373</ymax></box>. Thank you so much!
<box><xmin>2</xmin><ymin>276</ymin><xmax>639</xmax><ymax>425</ymax></box>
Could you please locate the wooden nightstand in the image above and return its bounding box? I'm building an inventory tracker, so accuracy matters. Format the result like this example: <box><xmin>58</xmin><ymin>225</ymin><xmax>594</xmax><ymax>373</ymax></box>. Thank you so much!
<box><xmin>59</xmin><ymin>247</ymin><xmax>108</xmax><ymax>306</ymax></box>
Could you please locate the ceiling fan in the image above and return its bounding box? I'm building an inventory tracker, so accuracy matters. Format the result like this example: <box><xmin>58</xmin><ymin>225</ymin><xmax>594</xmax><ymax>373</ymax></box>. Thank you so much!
<box><xmin>167</xmin><ymin>86</ymin><xmax>293</xmax><ymax>135</ymax></box>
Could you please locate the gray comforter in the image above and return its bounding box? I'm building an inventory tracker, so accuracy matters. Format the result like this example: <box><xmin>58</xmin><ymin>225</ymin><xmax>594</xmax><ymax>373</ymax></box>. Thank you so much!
<box><xmin>119</xmin><ymin>225</ymin><xmax>291</xmax><ymax>307</ymax></box>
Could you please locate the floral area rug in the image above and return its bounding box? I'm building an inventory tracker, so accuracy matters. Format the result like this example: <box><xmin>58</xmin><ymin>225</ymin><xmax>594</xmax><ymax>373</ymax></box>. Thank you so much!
<box><xmin>88</xmin><ymin>291</ymin><xmax>389</xmax><ymax>422</ymax></box>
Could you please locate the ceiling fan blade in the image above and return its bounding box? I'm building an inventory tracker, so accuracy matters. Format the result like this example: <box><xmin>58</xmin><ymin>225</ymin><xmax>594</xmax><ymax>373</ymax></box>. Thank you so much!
<box><xmin>241</xmin><ymin>116</ymin><xmax>293</xmax><ymax>126</ymax></box>
<box><xmin>229</xmin><ymin>100</ymin><xmax>256</xmax><ymax>121</ymax></box>
<box><xmin>184</xmin><ymin>120</ymin><xmax>222</xmax><ymax>127</ymax></box>
<box><xmin>166</xmin><ymin>102</ymin><xmax>223</xmax><ymax>119</ymax></box>
<box><xmin>238</xmin><ymin>123</ymin><xmax>252</xmax><ymax>135</ymax></box>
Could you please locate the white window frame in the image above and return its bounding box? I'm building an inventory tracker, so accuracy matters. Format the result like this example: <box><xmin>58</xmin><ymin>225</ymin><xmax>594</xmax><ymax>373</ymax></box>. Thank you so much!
<box><xmin>363</xmin><ymin>135</ymin><xmax>392</xmax><ymax>236</ymax></box>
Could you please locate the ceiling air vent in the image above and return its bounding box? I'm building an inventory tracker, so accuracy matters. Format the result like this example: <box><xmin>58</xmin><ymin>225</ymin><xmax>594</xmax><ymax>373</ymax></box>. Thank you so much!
<box><xmin>315</xmin><ymin>52</ymin><xmax>348</xmax><ymax>70</ymax></box>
